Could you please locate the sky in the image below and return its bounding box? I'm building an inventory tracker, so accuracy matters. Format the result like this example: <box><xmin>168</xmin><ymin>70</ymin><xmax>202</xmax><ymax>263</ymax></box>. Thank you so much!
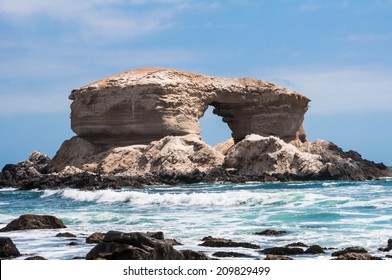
<box><xmin>0</xmin><ymin>0</ymin><xmax>391</xmax><ymax>168</ymax></box>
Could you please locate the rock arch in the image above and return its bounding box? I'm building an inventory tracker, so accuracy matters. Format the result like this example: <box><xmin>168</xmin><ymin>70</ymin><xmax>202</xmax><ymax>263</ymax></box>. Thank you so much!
<box><xmin>69</xmin><ymin>68</ymin><xmax>309</xmax><ymax>148</ymax></box>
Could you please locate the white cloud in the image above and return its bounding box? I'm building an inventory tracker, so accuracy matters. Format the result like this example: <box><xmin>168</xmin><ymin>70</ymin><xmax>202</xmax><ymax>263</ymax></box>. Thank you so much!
<box><xmin>261</xmin><ymin>67</ymin><xmax>392</xmax><ymax>114</ymax></box>
<box><xmin>346</xmin><ymin>33</ymin><xmax>390</xmax><ymax>42</ymax></box>
<box><xmin>0</xmin><ymin>0</ymin><xmax>214</xmax><ymax>41</ymax></box>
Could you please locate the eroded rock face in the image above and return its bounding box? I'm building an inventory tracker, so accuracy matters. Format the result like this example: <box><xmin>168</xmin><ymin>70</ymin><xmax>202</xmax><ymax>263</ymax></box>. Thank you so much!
<box><xmin>70</xmin><ymin>68</ymin><xmax>309</xmax><ymax>147</ymax></box>
<box><xmin>51</xmin><ymin>134</ymin><xmax>224</xmax><ymax>177</ymax></box>
<box><xmin>224</xmin><ymin>134</ymin><xmax>323</xmax><ymax>179</ymax></box>
<box><xmin>223</xmin><ymin>134</ymin><xmax>392</xmax><ymax>181</ymax></box>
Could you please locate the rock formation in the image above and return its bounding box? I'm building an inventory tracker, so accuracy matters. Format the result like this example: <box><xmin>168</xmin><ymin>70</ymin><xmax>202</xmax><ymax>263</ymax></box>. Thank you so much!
<box><xmin>69</xmin><ymin>68</ymin><xmax>309</xmax><ymax>148</ymax></box>
<box><xmin>0</xmin><ymin>67</ymin><xmax>391</xmax><ymax>188</ymax></box>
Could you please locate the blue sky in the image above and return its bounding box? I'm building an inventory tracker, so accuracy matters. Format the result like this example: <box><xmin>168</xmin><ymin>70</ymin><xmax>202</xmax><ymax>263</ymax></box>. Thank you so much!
<box><xmin>1</xmin><ymin>0</ymin><xmax>391</xmax><ymax>168</ymax></box>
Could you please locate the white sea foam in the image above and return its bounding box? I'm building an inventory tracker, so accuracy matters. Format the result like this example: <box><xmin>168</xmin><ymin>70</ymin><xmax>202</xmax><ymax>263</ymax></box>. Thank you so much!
<box><xmin>340</xmin><ymin>197</ymin><xmax>392</xmax><ymax>209</ymax></box>
<box><xmin>0</xmin><ymin>187</ymin><xmax>18</xmax><ymax>192</ymax></box>
<box><xmin>42</xmin><ymin>188</ymin><xmax>352</xmax><ymax>209</ymax></box>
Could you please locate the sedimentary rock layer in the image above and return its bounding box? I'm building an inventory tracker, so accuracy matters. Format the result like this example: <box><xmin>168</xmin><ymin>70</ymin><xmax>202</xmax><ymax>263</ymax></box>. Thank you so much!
<box><xmin>70</xmin><ymin>68</ymin><xmax>309</xmax><ymax>147</ymax></box>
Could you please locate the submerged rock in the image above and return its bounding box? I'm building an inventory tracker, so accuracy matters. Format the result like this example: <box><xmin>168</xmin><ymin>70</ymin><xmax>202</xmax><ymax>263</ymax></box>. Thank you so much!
<box><xmin>0</xmin><ymin>214</ymin><xmax>66</xmax><ymax>232</ymax></box>
<box><xmin>55</xmin><ymin>232</ymin><xmax>76</xmax><ymax>238</ymax></box>
<box><xmin>286</xmin><ymin>242</ymin><xmax>308</xmax><ymax>247</ymax></box>
<box><xmin>0</xmin><ymin>237</ymin><xmax>20</xmax><ymax>258</ymax></box>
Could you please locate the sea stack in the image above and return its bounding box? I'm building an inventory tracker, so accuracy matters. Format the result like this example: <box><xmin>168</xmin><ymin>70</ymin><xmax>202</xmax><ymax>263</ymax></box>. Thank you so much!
<box><xmin>1</xmin><ymin>68</ymin><xmax>391</xmax><ymax>188</ymax></box>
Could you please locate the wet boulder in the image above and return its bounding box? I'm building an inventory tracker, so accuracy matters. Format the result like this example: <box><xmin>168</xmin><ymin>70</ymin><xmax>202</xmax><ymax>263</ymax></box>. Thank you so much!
<box><xmin>0</xmin><ymin>214</ymin><xmax>66</xmax><ymax>232</ymax></box>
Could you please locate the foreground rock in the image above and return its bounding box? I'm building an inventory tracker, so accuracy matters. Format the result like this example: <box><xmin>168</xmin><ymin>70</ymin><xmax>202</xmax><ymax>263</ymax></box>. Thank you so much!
<box><xmin>332</xmin><ymin>253</ymin><xmax>382</xmax><ymax>260</ymax></box>
<box><xmin>0</xmin><ymin>214</ymin><xmax>66</xmax><ymax>232</ymax></box>
<box><xmin>0</xmin><ymin>237</ymin><xmax>21</xmax><ymax>258</ymax></box>
<box><xmin>86</xmin><ymin>231</ymin><xmax>209</xmax><ymax>260</ymax></box>
<box><xmin>260</xmin><ymin>247</ymin><xmax>304</xmax><ymax>255</ymax></box>
<box><xmin>199</xmin><ymin>236</ymin><xmax>259</xmax><ymax>249</ymax></box>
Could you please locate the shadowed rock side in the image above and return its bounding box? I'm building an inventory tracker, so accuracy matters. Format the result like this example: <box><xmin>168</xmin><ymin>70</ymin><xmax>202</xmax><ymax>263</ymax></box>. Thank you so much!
<box><xmin>0</xmin><ymin>68</ymin><xmax>391</xmax><ymax>189</ymax></box>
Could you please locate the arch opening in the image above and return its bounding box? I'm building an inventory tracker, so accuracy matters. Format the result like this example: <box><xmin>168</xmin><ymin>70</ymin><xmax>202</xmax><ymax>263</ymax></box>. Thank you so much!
<box><xmin>199</xmin><ymin>105</ymin><xmax>232</xmax><ymax>147</ymax></box>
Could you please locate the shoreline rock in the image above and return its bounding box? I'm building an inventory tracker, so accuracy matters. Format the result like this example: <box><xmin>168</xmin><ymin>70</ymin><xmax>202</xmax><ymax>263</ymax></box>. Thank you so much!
<box><xmin>0</xmin><ymin>214</ymin><xmax>66</xmax><ymax>232</ymax></box>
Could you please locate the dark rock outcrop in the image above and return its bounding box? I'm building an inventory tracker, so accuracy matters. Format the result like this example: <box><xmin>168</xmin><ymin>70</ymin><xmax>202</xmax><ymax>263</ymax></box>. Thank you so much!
<box><xmin>332</xmin><ymin>253</ymin><xmax>382</xmax><ymax>260</ymax></box>
<box><xmin>331</xmin><ymin>246</ymin><xmax>368</xmax><ymax>257</ymax></box>
<box><xmin>331</xmin><ymin>246</ymin><xmax>381</xmax><ymax>260</ymax></box>
<box><xmin>0</xmin><ymin>237</ymin><xmax>21</xmax><ymax>258</ymax></box>
<box><xmin>378</xmin><ymin>238</ymin><xmax>392</xmax><ymax>252</ymax></box>
<box><xmin>0</xmin><ymin>214</ymin><xmax>66</xmax><ymax>232</ymax></box>
<box><xmin>56</xmin><ymin>232</ymin><xmax>76</xmax><ymax>238</ymax></box>
<box><xmin>199</xmin><ymin>236</ymin><xmax>259</xmax><ymax>249</ymax></box>
<box><xmin>179</xmin><ymin>250</ymin><xmax>210</xmax><ymax>260</ymax></box>
<box><xmin>213</xmin><ymin>251</ymin><xmax>250</xmax><ymax>258</ymax></box>
<box><xmin>305</xmin><ymin>245</ymin><xmax>325</xmax><ymax>254</ymax></box>
<box><xmin>264</xmin><ymin>254</ymin><xmax>293</xmax><ymax>260</ymax></box>
<box><xmin>260</xmin><ymin>247</ymin><xmax>304</xmax><ymax>255</ymax></box>
<box><xmin>86</xmin><ymin>231</ymin><xmax>203</xmax><ymax>260</ymax></box>
<box><xmin>25</xmin><ymin>256</ymin><xmax>47</xmax><ymax>260</ymax></box>
<box><xmin>254</xmin><ymin>229</ymin><xmax>287</xmax><ymax>236</ymax></box>
<box><xmin>286</xmin><ymin>242</ymin><xmax>308</xmax><ymax>247</ymax></box>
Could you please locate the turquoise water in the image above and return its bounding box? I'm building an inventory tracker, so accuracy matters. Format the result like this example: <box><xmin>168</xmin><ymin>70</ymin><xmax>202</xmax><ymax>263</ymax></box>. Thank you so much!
<box><xmin>1</xmin><ymin>180</ymin><xmax>391</xmax><ymax>259</ymax></box>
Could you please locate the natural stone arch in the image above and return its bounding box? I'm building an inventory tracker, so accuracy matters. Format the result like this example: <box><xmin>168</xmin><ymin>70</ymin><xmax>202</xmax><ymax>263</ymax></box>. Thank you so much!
<box><xmin>199</xmin><ymin>104</ymin><xmax>232</xmax><ymax>146</ymax></box>
<box><xmin>69</xmin><ymin>68</ymin><xmax>309</xmax><ymax>148</ymax></box>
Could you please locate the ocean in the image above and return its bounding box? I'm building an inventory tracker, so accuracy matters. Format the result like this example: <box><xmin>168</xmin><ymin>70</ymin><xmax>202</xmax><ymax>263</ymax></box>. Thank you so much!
<box><xmin>1</xmin><ymin>179</ymin><xmax>391</xmax><ymax>260</ymax></box>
